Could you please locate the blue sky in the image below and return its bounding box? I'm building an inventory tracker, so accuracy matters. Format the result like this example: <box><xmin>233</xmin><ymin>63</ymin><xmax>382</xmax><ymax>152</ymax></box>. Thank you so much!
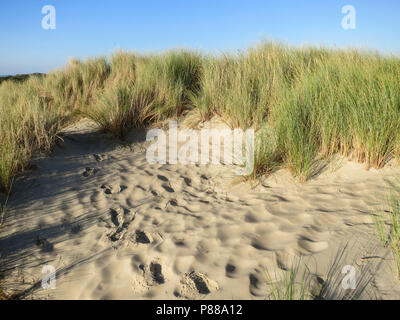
<box><xmin>0</xmin><ymin>0</ymin><xmax>399</xmax><ymax>74</ymax></box>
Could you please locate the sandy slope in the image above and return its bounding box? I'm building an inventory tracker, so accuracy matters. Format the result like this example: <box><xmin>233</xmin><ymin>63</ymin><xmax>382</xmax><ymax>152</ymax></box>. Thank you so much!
<box><xmin>1</xmin><ymin>120</ymin><xmax>400</xmax><ymax>299</ymax></box>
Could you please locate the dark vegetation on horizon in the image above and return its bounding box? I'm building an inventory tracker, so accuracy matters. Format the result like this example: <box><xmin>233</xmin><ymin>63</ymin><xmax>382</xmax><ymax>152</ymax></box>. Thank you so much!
<box><xmin>0</xmin><ymin>73</ymin><xmax>45</xmax><ymax>85</ymax></box>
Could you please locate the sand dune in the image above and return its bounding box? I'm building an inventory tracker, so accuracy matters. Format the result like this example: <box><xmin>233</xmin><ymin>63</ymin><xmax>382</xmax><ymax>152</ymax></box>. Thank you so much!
<box><xmin>1</xmin><ymin>120</ymin><xmax>400</xmax><ymax>299</ymax></box>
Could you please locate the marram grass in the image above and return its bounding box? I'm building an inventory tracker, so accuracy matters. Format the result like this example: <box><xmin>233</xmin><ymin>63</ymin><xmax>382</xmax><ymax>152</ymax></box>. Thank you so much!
<box><xmin>1</xmin><ymin>41</ymin><xmax>400</xmax><ymax>192</ymax></box>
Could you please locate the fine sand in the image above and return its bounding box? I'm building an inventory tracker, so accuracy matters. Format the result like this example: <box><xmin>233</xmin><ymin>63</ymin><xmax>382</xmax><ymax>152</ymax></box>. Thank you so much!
<box><xmin>1</xmin><ymin>119</ymin><xmax>400</xmax><ymax>299</ymax></box>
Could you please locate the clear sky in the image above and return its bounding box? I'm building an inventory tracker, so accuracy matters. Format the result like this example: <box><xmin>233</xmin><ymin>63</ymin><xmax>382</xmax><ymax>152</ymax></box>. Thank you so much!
<box><xmin>0</xmin><ymin>0</ymin><xmax>399</xmax><ymax>74</ymax></box>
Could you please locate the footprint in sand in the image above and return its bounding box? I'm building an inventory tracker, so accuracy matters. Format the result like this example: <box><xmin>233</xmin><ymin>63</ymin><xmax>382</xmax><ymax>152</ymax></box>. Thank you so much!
<box><xmin>225</xmin><ymin>263</ymin><xmax>237</xmax><ymax>277</ymax></box>
<box><xmin>174</xmin><ymin>271</ymin><xmax>219</xmax><ymax>298</ymax></box>
<box><xmin>101</xmin><ymin>184</ymin><xmax>127</xmax><ymax>195</ymax></box>
<box><xmin>107</xmin><ymin>207</ymin><xmax>135</xmax><ymax>242</ymax></box>
<box><xmin>93</xmin><ymin>154</ymin><xmax>107</xmax><ymax>162</ymax></box>
<box><xmin>109</xmin><ymin>228</ymin><xmax>126</xmax><ymax>242</ymax></box>
<box><xmin>133</xmin><ymin>230</ymin><xmax>153</xmax><ymax>244</ymax></box>
<box><xmin>109</xmin><ymin>207</ymin><xmax>125</xmax><ymax>227</ymax></box>
<box><xmin>82</xmin><ymin>167</ymin><xmax>98</xmax><ymax>177</ymax></box>
<box><xmin>36</xmin><ymin>236</ymin><xmax>54</xmax><ymax>253</ymax></box>
<box><xmin>183</xmin><ymin>177</ymin><xmax>192</xmax><ymax>187</ymax></box>
<box><xmin>139</xmin><ymin>260</ymin><xmax>166</xmax><ymax>285</ymax></box>
<box><xmin>70</xmin><ymin>223</ymin><xmax>82</xmax><ymax>234</ymax></box>
<box><xmin>149</xmin><ymin>261</ymin><xmax>165</xmax><ymax>284</ymax></box>
<box><xmin>248</xmin><ymin>268</ymin><xmax>269</xmax><ymax>297</ymax></box>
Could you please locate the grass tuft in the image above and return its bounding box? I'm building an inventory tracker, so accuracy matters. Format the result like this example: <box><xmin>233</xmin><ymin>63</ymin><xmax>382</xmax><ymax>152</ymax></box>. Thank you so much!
<box><xmin>373</xmin><ymin>180</ymin><xmax>400</xmax><ymax>278</ymax></box>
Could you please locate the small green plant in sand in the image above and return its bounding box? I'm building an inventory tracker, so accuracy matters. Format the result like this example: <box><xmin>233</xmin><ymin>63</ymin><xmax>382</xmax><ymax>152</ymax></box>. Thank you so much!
<box><xmin>264</xmin><ymin>245</ymin><xmax>376</xmax><ymax>300</ymax></box>
<box><xmin>373</xmin><ymin>180</ymin><xmax>400</xmax><ymax>278</ymax></box>
<box><xmin>264</xmin><ymin>259</ymin><xmax>313</xmax><ymax>300</ymax></box>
